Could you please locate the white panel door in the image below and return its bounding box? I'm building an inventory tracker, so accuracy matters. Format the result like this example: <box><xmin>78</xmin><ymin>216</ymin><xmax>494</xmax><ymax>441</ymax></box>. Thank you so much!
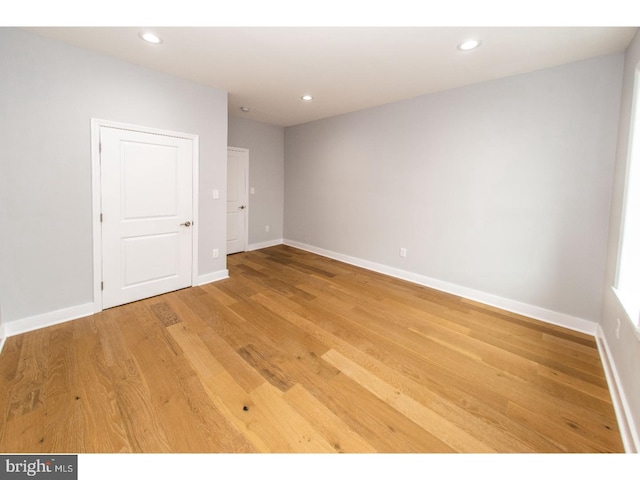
<box><xmin>227</xmin><ymin>147</ymin><xmax>248</xmax><ymax>254</ymax></box>
<box><xmin>101</xmin><ymin>127</ymin><xmax>194</xmax><ymax>309</ymax></box>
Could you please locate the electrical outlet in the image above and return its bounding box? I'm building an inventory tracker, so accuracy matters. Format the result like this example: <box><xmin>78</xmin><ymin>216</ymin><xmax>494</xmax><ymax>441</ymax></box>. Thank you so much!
<box><xmin>250</xmin><ymin>187</ymin><xmax>255</xmax><ymax>194</ymax></box>
<box><xmin>212</xmin><ymin>248</ymin><xmax>219</xmax><ymax>259</ymax></box>
<box><xmin>212</xmin><ymin>189</ymin><xmax>219</xmax><ymax>199</ymax></box>
<box><xmin>265</xmin><ymin>225</ymin><xmax>270</xmax><ymax>232</ymax></box>
<box><xmin>400</xmin><ymin>247</ymin><xmax>407</xmax><ymax>257</ymax></box>
<box><xmin>616</xmin><ymin>318</ymin><xmax>621</xmax><ymax>339</ymax></box>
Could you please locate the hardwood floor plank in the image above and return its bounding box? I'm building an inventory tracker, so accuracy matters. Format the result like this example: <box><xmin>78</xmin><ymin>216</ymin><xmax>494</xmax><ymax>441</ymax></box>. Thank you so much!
<box><xmin>249</xmin><ymin>382</ymin><xmax>336</xmax><ymax>452</ymax></box>
<box><xmin>149</xmin><ymin>301</ymin><xmax>181</xmax><ymax>327</ymax></box>
<box><xmin>468</xmin><ymin>326</ymin><xmax>606</xmax><ymax>380</ymax></box>
<box><xmin>1</xmin><ymin>409</ymin><xmax>46</xmax><ymax>453</ymax></box>
<box><xmin>192</xmin><ymin>288</ymin><xmax>337</xmax><ymax>393</ymax></box>
<box><xmin>409</xmin><ymin>322</ymin><xmax>614</xmax><ymax>415</ymax></box>
<box><xmin>166</xmin><ymin>323</ymin><xmax>225</xmax><ymax>381</ymax></box>
<box><xmin>461</xmin><ymin>298</ymin><xmax>597</xmax><ymax>345</ymax></box>
<box><xmin>505</xmin><ymin>400</ymin><xmax>620</xmax><ymax>453</ymax></box>
<box><xmin>115</xmin><ymin>302</ymin><xmax>229</xmax><ymax>452</ymax></box>
<box><xmin>324</xmin><ymin>372</ymin><xmax>457</xmax><ymax>452</ymax></box>
<box><xmin>224</xmin><ymin>297</ymin><xmax>454</xmax><ymax>452</ymax></box>
<box><xmin>283</xmin><ymin>384</ymin><xmax>377</xmax><ymax>453</ymax></box>
<box><xmin>185</xmin><ymin>368</ymin><xmax>272</xmax><ymax>452</ymax></box>
<box><xmin>0</xmin><ymin>336</ymin><xmax>23</xmax><ymax>449</ymax></box>
<box><xmin>1</xmin><ymin>331</ymin><xmax>46</xmax><ymax>423</ymax></box>
<box><xmin>229</xmin><ymin>300</ymin><xmax>333</xmax><ymax>376</ymax></box>
<box><xmin>252</xmin><ymin>290</ymin><xmax>561</xmax><ymax>452</ymax></box>
<box><xmin>94</xmin><ymin>309</ymin><xmax>173</xmax><ymax>452</ymax></box>
<box><xmin>293</xmin><ymin>283</ymin><xmax>514</xmax><ymax>413</ymax></box>
<box><xmin>162</xmin><ymin>291</ymin><xmax>213</xmax><ymax>334</ymax></box>
<box><xmin>173</xmin><ymin>290</ymin><xmax>274</xmax><ymax>393</ymax></box>
<box><xmin>297</xmin><ymin>278</ymin><xmax>615</xmax><ymax>432</ymax></box>
<box><xmin>0</xmin><ymin>332</ymin><xmax>48</xmax><ymax>453</ymax></box>
<box><xmin>108</xmin><ymin>358</ymin><xmax>173</xmax><ymax>452</ymax></box>
<box><xmin>195</xmin><ymin>368</ymin><xmax>329</xmax><ymax>453</ymax></box>
<box><xmin>43</xmin><ymin>325</ymin><xmax>83</xmax><ymax>452</ymax></box>
<box><xmin>535</xmin><ymin>364</ymin><xmax>613</xmax><ymax>403</ymax></box>
<box><xmin>322</xmin><ymin>349</ymin><xmax>495</xmax><ymax>453</ymax></box>
<box><xmin>73</xmin><ymin>316</ymin><xmax>131</xmax><ymax>452</ymax></box>
<box><xmin>164</xmin><ymin>323</ymin><xmax>257</xmax><ymax>453</ymax></box>
<box><xmin>304</xmin><ymin>271</ymin><xmax>605</xmax><ymax>383</ymax></box>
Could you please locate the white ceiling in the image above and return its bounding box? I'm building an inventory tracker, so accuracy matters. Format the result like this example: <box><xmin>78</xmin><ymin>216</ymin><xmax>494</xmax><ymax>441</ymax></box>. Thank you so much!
<box><xmin>24</xmin><ymin>26</ymin><xmax>638</xmax><ymax>127</ymax></box>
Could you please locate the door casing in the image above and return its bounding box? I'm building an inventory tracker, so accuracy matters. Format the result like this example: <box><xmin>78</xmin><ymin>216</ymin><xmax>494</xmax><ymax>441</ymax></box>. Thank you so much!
<box><xmin>91</xmin><ymin>118</ymin><xmax>200</xmax><ymax>313</ymax></box>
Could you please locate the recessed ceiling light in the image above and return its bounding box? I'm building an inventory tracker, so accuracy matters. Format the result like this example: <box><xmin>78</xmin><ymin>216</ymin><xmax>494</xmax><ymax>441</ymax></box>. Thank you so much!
<box><xmin>139</xmin><ymin>32</ymin><xmax>163</xmax><ymax>45</ymax></box>
<box><xmin>240</xmin><ymin>106</ymin><xmax>250</xmax><ymax>113</ymax></box>
<box><xmin>458</xmin><ymin>39</ymin><xmax>481</xmax><ymax>51</ymax></box>
<box><xmin>301</xmin><ymin>95</ymin><xmax>313</xmax><ymax>101</ymax></box>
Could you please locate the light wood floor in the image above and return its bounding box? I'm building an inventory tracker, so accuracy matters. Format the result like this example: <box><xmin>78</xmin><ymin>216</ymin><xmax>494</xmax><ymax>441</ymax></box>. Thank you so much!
<box><xmin>0</xmin><ymin>245</ymin><xmax>623</xmax><ymax>453</ymax></box>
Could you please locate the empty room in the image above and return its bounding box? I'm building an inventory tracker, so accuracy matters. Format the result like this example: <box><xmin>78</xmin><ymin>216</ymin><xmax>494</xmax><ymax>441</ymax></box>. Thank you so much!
<box><xmin>2</xmin><ymin>17</ymin><xmax>640</xmax><ymax>470</ymax></box>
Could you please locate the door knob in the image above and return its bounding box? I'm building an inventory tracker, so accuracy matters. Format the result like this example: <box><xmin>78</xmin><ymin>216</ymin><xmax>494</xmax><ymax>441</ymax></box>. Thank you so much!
<box><xmin>180</xmin><ymin>221</ymin><xmax>192</xmax><ymax>227</ymax></box>
<box><xmin>239</xmin><ymin>205</ymin><xmax>246</xmax><ymax>210</ymax></box>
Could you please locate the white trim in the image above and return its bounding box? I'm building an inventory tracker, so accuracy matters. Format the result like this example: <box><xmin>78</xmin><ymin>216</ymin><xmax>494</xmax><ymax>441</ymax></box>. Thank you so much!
<box><xmin>284</xmin><ymin>239</ymin><xmax>597</xmax><ymax>336</ymax></box>
<box><xmin>3</xmin><ymin>303</ymin><xmax>95</xmax><ymax>338</ymax></box>
<box><xmin>614</xmin><ymin>65</ymin><xmax>640</xmax><ymax>290</ymax></box>
<box><xmin>248</xmin><ymin>238</ymin><xmax>284</xmax><ymax>251</ymax></box>
<box><xmin>0</xmin><ymin>323</ymin><xmax>6</xmax><ymax>356</ymax></box>
<box><xmin>191</xmin><ymin>137</ymin><xmax>200</xmax><ymax>285</ymax></box>
<box><xmin>91</xmin><ymin>118</ymin><xmax>200</xmax><ymax>313</ymax></box>
<box><xmin>195</xmin><ymin>269</ymin><xmax>230</xmax><ymax>286</ymax></box>
<box><xmin>596</xmin><ymin>325</ymin><xmax>640</xmax><ymax>453</ymax></box>
<box><xmin>91</xmin><ymin>119</ymin><xmax>102</xmax><ymax>313</ymax></box>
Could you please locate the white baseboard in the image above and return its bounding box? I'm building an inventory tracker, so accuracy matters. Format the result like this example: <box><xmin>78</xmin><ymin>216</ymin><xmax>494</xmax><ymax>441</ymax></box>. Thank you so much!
<box><xmin>4</xmin><ymin>303</ymin><xmax>95</xmax><ymax>338</ymax></box>
<box><xmin>195</xmin><ymin>269</ymin><xmax>229</xmax><ymax>286</ymax></box>
<box><xmin>283</xmin><ymin>239</ymin><xmax>597</xmax><ymax>336</ymax></box>
<box><xmin>596</xmin><ymin>325</ymin><xmax>639</xmax><ymax>453</ymax></box>
<box><xmin>248</xmin><ymin>238</ymin><xmax>284</xmax><ymax>251</ymax></box>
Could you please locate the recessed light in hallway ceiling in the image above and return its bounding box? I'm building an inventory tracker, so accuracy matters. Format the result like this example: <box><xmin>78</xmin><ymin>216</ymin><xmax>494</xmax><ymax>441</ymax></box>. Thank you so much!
<box><xmin>458</xmin><ymin>39</ymin><xmax>481</xmax><ymax>51</ymax></box>
<box><xmin>139</xmin><ymin>32</ymin><xmax>163</xmax><ymax>44</ymax></box>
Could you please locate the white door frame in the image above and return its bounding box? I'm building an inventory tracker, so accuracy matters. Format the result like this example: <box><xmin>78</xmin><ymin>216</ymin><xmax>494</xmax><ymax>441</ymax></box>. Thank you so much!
<box><xmin>91</xmin><ymin>118</ymin><xmax>200</xmax><ymax>313</ymax></box>
<box><xmin>227</xmin><ymin>146</ymin><xmax>249</xmax><ymax>254</ymax></box>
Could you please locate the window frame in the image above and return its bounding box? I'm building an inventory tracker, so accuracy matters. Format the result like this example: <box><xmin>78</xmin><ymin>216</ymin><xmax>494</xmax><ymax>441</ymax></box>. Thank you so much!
<box><xmin>614</xmin><ymin>64</ymin><xmax>640</xmax><ymax>335</ymax></box>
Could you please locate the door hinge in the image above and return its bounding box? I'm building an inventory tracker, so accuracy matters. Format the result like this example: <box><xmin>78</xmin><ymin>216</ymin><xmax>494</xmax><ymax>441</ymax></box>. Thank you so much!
<box><xmin>101</xmin><ymin>281</ymin><xmax>104</xmax><ymax>291</ymax></box>
<box><xmin>100</xmin><ymin>213</ymin><xmax>103</xmax><ymax>223</ymax></box>
<box><xmin>99</xmin><ymin>142</ymin><xmax>102</xmax><ymax>154</ymax></box>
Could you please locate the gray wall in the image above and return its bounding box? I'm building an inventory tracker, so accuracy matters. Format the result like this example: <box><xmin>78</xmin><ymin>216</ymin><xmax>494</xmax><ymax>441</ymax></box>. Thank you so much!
<box><xmin>285</xmin><ymin>54</ymin><xmax>623</xmax><ymax>323</ymax></box>
<box><xmin>228</xmin><ymin>116</ymin><xmax>285</xmax><ymax>247</ymax></box>
<box><xmin>0</xmin><ymin>28</ymin><xmax>228</xmax><ymax>323</ymax></box>
<box><xmin>602</xmin><ymin>30</ymin><xmax>640</xmax><ymax>445</ymax></box>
